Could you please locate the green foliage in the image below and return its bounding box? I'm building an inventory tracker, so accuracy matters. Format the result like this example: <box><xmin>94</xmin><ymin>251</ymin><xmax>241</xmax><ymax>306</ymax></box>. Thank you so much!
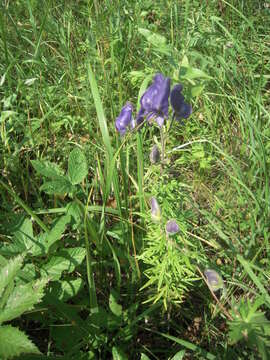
<box><xmin>228</xmin><ymin>297</ymin><xmax>270</xmax><ymax>359</ymax></box>
<box><xmin>0</xmin><ymin>0</ymin><xmax>270</xmax><ymax>359</ymax></box>
<box><xmin>0</xmin><ymin>325</ymin><xmax>40</xmax><ymax>359</ymax></box>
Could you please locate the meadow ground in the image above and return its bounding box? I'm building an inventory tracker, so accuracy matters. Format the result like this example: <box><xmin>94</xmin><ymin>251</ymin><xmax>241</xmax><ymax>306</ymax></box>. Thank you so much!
<box><xmin>0</xmin><ymin>1</ymin><xmax>270</xmax><ymax>359</ymax></box>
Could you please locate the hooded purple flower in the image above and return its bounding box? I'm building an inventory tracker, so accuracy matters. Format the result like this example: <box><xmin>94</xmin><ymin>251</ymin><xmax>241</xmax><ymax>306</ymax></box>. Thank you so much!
<box><xmin>115</xmin><ymin>102</ymin><xmax>134</xmax><ymax>136</ymax></box>
<box><xmin>137</xmin><ymin>73</ymin><xmax>171</xmax><ymax>127</ymax></box>
<box><xmin>150</xmin><ymin>197</ymin><xmax>161</xmax><ymax>222</ymax></box>
<box><xmin>170</xmin><ymin>84</ymin><xmax>192</xmax><ymax>121</ymax></box>
<box><xmin>165</xmin><ymin>220</ymin><xmax>180</xmax><ymax>235</ymax></box>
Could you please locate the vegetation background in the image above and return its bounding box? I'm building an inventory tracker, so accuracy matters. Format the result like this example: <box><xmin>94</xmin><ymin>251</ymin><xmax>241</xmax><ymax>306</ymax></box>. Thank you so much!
<box><xmin>0</xmin><ymin>0</ymin><xmax>270</xmax><ymax>359</ymax></box>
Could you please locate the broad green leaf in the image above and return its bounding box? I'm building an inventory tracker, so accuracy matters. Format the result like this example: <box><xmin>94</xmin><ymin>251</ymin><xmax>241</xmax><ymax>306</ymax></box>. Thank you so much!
<box><xmin>0</xmin><ymin>278</ymin><xmax>48</xmax><ymax>324</ymax></box>
<box><xmin>0</xmin><ymin>325</ymin><xmax>40</xmax><ymax>359</ymax></box>
<box><xmin>112</xmin><ymin>346</ymin><xmax>128</xmax><ymax>360</ymax></box>
<box><xmin>191</xmin><ymin>85</ymin><xmax>204</xmax><ymax>97</ymax></box>
<box><xmin>138</xmin><ymin>28</ymin><xmax>167</xmax><ymax>45</ymax></box>
<box><xmin>41</xmin><ymin>247</ymin><xmax>86</xmax><ymax>280</ymax></box>
<box><xmin>0</xmin><ymin>255</ymin><xmax>23</xmax><ymax>298</ymax></box>
<box><xmin>45</xmin><ymin>215</ymin><xmax>71</xmax><ymax>252</ymax></box>
<box><xmin>171</xmin><ymin>350</ymin><xmax>186</xmax><ymax>359</ymax></box>
<box><xmin>40</xmin><ymin>177</ymin><xmax>74</xmax><ymax>195</ymax></box>
<box><xmin>31</xmin><ymin>160</ymin><xmax>64</xmax><ymax>178</ymax></box>
<box><xmin>140</xmin><ymin>354</ymin><xmax>151</xmax><ymax>360</ymax></box>
<box><xmin>109</xmin><ymin>291</ymin><xmax>122</xmax><ymax>317</ymax></box>
<box><xmin>50</xmin><ymin>278</ymin><xmax>83</xmax><ymax>301</ymax></box>
<box><xmin>179</xmin><ymin>66</ymin><xmax>211</xmax><ymax>80</ymax></box>
<box><xmin>138</xmin><ymin>28</ymin><xmax>171</xmax><ymax>55</ymax></box>
<box><xmin>68</xmin><ymin>148</ymin><xmax>88</xmax><ymax>185</ymax></box>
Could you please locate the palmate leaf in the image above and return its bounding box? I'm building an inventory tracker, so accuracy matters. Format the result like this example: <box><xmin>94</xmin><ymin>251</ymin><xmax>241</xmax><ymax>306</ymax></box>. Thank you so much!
<box><xmin>0</xmin><ymin>255</ymin><xmax>23</xmax><ymax>298</ymax></box>
<box><xmin>0</xmin><ymin>278</ymin><xmax>48</xmax><ymax>324</ymax></box>
<box><xmin>0</xmin><ymin>325</ymin><xmax>40</xmax><ymax>359</ymax></box>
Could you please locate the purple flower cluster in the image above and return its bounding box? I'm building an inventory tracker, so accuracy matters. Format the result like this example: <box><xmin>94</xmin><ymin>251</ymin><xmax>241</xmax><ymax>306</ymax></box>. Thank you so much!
<box><xmin>115</xmin><ymin>73</ymin><xmax>192</xmax><ymax>135</ymax></box>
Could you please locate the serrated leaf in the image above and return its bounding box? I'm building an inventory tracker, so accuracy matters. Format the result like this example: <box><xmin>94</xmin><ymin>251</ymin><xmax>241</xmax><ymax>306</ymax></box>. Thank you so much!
<box><xmin>45</xmin><ymin>215</ymin><xmax>71</xmax><ymax>252</ymax></box>
<box><xmin>138</xmin><ymin>28</ymin><xmax>171</xmax><ymax>55</ymax></box>
<box><xmin>41</xmin><ymin>247</ymin><xmax>86</xmax><ymax>280</ymax></box>
<box><xmin>68</xmin><ymin>148</ymin><xmax>88</xmax><ymax>185</ymax></box>
<box><xmin>0</xmin><ymin>255</ymin><xmax>23</xmax><ymax>298</ymax></box>
<box><xmin>0</xmin><ymin>278</ymin><xmax>48</xmax><ymax>324</ymax></box>
<box><xmin>31</xmin><ymin>160</ymin><xmax>64</xmax><ymax>178</ymax></box>
<box><xmin>50</xmin><ymin>278</ymin><xmax>83</xmax><ymax>302</ymax></box>
<box><xmin>0</xmin><ymin>325</ymin><xmax>40</xmax><ymax>359</ymax></box>
<box><xmin>40</xmin><ymin>177</ymin><xmax>74</xmax><ymax>195</ymax></box>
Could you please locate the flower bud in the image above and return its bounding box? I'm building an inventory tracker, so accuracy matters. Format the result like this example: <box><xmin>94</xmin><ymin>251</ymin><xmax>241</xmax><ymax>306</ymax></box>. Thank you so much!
<box><xmin>165</xmin><ymin>220</ymin><xmax>180</xmax><ymax>236</ymax></box>
<box><xmin>150</xmin><ymin>197</ymin><xmax>161</xmax><ymax>222</ymax></box>
<box><xmin>150</xmin><ymin>145</ymin><xmax>160</xmax><ymax>164</ymax></box>
<box><xmin>204</xmin><ymin>269</ymin><xmax>224</xmax><ymax>293</ymax></box>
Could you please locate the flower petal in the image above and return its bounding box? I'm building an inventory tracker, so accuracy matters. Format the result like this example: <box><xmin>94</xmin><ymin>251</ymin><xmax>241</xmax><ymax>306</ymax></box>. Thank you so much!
<box><xmin>166</xmin><ymin>220</ymin><xmax>180</xmax><ymax>235</ymax></box>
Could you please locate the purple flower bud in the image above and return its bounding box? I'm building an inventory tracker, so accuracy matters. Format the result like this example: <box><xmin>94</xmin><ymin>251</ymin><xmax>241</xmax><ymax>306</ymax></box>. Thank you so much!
<box><xmin>115</xmin><ymin>102</ymin><xmax>133</xmax><ymax>136</ymax></box>
<box><xmin>150</xmin><ymin>197</ymin><xmax>161</xmax><ymax>222</ymax></box>
<box><xmin>136</xmin><ymin>73</ymin><xmax>171</xmax><ymax>127</ymax></box>
<box><xmin>204</xmin><ymin>269</ymin><xmax>224</xmax><ymax>292</ymax></box>
<box><xmin>170</xmin><ymin>84</ymin><xmax>192</xmax><ymax>121</ymax></box>
<box><xmin>165</xmin><ymin>220</ymin><xmax>180</xmax><ymax>235</ymax></box>
<box><xmin>150</xmin><ymin>145</ymin><xmax>160</xmax><ymax>164</ymax></box>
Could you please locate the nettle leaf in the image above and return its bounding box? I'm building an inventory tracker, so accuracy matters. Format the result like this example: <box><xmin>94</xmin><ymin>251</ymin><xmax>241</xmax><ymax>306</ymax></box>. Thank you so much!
<box><xmin>0</xmin><ymin>325</ymin><xmax>40</xmax><ymax>359</ymax></box>
<box><xmin>41</xmin><ymin>247</ymin><xmax>86</xmax><ymax>280</ymax></box>
<box><xmin>31</xmin><ymin>159</ymin><xmax>64</xmax><ymax>178</ymax></box>
<box><xmin>0</xmin><ymin>278</ymin><xmax>48</xmax><ymax>324</ymax></box>
<box><xmin>68</xmin><ymin>148</ymin><xmax>88</xmax><ymax>185</ymax></box>
<box><xmin>45</xmin><ymin>214</ymin><xmax>71</xmax><ymax>252</ymax></box>
<box><xmin>0</xmin><ymin>255</ymin><xmax>23</xmax><ymax>298</ymax></box>
<box><xmin>40</xmin><ymin>176</ymin><xmax>74</xmax><ymax>195</ymax></box>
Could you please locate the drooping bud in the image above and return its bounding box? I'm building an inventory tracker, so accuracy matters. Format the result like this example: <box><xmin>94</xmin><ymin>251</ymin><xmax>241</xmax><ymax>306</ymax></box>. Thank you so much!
<box><xmin>204</xmin><ymin>269</ymin><xmax>224</xmax><ymax>293</ymax></box>
<box><xmin>150</xmin><ymin>197</ymin><xmax>161</xmax><ymax>222</ymax></box>
<box><xmin>150</xmin><ymin>145</ymin><xmax>160</xmax><ymax>164</ymax></box>
<box><xmin>165</xmin><ymin>220</ymin><xmax>180</xmax><ymax>236</ymax></box>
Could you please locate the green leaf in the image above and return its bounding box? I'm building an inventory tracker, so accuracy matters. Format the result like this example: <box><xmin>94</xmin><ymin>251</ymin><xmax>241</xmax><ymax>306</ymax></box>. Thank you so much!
<box><xmin>31</xmin><ymin>160</ymin><xmax>64</xmax><ymax>178</ymax></box>
<box><xmin>50</xmin><ymin>278</ymin><xmax>83</xmax><ymax>301</ymax></box>
<box><xmin>112</xmin><ymin>346</ymin><xmax>128</xmax><ymax>360</ymax></box>
<box><xmin>140</xmin><ymin>354</ymin><xmax>151</xmax><ymax>360</ymax></box>
<box><xmin>0</xmin><ymin>278</ymin><xmax>48</xmax><ymax>324</ymax></box>
<box><xmin>138</xmin><ymin>28</ymin><xmax>172</xmax><ymax>55</ymax></box>
<box><xmin>0</xmin><ymin>325</ymin><xmax>40</xmax><ymax>359</ymax></box>
<box><xmin>171</xmin><ymin>350</ymin><xmax>186</xmax><ymax>360</ymax></box>
<box><xmin>179</xmin><ymin>66</ymin><xmax>211</xmax><ymax>80</ymax></box>
<box><xmin>45</xmin><ymin>215</ymin><xmax>71</xmax><ymax>252</ymax></box>
<box><xmin>0</xmin><ymin>255</ymin><xmax>23</xmax><ymax>298</ymax></box>
<box><xmin>68</xmin><ymin>148</ymin><xmax>88</xmax><ymax>185</ymax></box>
<box><xmin>40</xmin><ymin>177</ymin><xmax>74</xmax><ymax>195</ymax></box>
<box><xmin>109</xmin><ymin>290</ymin><xmax>122</xmax><ymax>317</ymax></box>
<box><xmin>41</xmin><ymin>247</ymin><xmax>86</xmax><ymax>280</ymax></box>
<box><xmin>191</xmin><ymin>85</ymin><xmax>204</xmax><ymax>97</ymax></box>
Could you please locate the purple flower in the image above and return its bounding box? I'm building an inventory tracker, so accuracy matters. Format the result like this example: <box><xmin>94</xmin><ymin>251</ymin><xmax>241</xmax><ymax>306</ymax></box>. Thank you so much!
<box><xmin>150</xmin><ymin>145</ymin><xmax>160</xmax><ymax>164</ymax></box>
<box><xmin>166</xmin><ymin>220</ymin><xmax>180</xmax><ymax>235</ymax></box>
<box><xmin>170</xmin><ymin>84</ymin><xmax>192</xmax><ymax>121</ymax></box>
<box><xmin>150</xmin><ymin>197</ymin><xmax>161</xmax><ymax>222</ymax></box>
<box><xmin>115</xmin><ymin>102</ymin><xmax>134</xmax><ymax>136</ymax></box>
<box><xmin>204</xmin><ymin>269</ymin><xmax>224</xmax><ymax>292</ymax></box>
<box><xmin>136</xmin><ymin>73</ymin><xmax>171</xmax><ymax>127</ymax></box>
